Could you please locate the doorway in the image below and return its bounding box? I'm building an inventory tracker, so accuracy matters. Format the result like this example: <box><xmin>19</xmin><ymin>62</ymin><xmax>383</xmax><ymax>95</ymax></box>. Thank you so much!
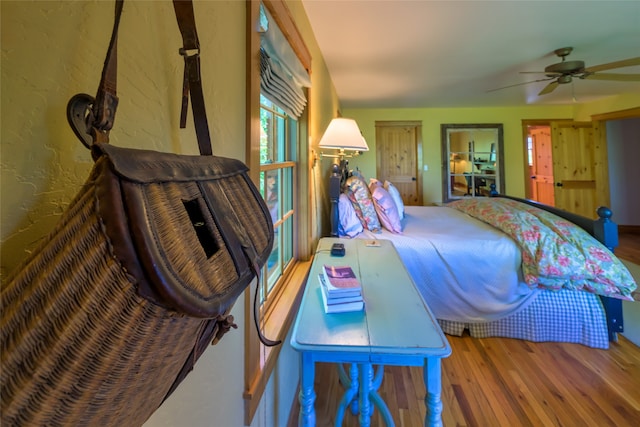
<box><xmin>522</xmin><ymin>119</ymin><xmax>608</xmax><ymax>219</ymax></box>
<box><xmin>525</xmin><ymin>125</ymin><xmax>555</xmax><ymax>206</ymax></box>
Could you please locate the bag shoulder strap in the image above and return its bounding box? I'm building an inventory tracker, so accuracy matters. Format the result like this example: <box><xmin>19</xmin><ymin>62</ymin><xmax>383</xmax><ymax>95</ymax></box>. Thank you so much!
<box><xmin>172</xmin><ymin>0</ymin><xmax>212</xmax><ymax>155</ymax></box>
<box><xmin>68</xmin><ymin>0</ymin><xmax>213</xmax><ymax>156</ymax></box>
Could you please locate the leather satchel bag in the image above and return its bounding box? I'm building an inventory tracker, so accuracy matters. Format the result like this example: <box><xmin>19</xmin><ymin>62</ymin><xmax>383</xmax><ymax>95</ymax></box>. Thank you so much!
<box><xmin>0</xmin><ymin>1</ymin><xmax>277</xmax><ymax>425</ymax></box>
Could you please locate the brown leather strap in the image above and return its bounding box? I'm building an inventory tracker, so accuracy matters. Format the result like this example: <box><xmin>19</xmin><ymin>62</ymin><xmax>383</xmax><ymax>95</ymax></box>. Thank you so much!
<box><xmin>172</xmin><ymin>0</ymin><xmax>213</xmax><ymax>155</ymax></box>
<box><xmin>90</xmin><ymin>0</ymin><xmax>212</xmax><ymax>155</ymax></box>
<box><xmin>90</xmin><ymin>0</ymin><xmax>123</xmax><ymax>142</ymax></box>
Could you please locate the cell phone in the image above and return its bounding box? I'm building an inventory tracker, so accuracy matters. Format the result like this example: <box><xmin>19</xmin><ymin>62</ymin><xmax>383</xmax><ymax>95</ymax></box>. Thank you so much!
<box><xmin>330</xmin><ymin>243</ymin><xmax>345</xmax><ymax>257</ymax></box>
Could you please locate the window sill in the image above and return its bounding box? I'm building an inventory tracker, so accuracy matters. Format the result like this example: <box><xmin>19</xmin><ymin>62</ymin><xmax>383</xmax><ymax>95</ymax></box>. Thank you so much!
<box><xmin>243</xmin><ymin>259</ymin><xmax>311</xmax><ymax>425</ymax></box>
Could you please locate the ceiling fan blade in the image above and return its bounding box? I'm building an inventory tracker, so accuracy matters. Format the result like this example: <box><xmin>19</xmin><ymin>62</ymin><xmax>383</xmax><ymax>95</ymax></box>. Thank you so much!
<box><xmin>584</xmin><ymin>57</ymin><xmax>640</xmax><ymax>73</ymax></box>
<box><xmin>538</xmin><ymin>81</ymin><xmax>559</xmax><ymax>95</ymax></box>
<box><xmin>486</xmin><ymin>77</ymin><xmax>554</xmax><ymax>93</ymax></box>
<box><xmin>583</xmin><ymin>73</ymin><xmax>640</xmax><ymax>82</ymax></box>
<box><xmin>519</xmin><ymin>71</ymin><xmax>560</xmax><ymax>75</ymax></box>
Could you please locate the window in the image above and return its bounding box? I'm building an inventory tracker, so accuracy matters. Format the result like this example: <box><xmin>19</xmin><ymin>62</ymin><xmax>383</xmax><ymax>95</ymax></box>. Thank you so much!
<box><xmin>244</xmin><ymin>1</ymin><xmax>312</xmax><ymax>424</ymax></box>
<box><xmin>258</xmin><ymin>95</ymin><xmax>296</xmax><ymax>316</ymax></box>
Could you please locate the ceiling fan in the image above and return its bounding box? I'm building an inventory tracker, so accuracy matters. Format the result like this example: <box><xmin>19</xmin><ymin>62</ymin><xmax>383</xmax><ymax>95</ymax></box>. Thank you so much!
<box><xmin>489</xmin><ymin>47</ymin><xmax>640</xmax><ymax>95</ymax></box>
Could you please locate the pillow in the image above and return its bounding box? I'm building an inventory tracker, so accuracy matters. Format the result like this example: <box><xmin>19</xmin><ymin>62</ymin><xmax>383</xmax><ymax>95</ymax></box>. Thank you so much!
<box><xmin>369</xmin><ymin>178</ymin><xmax>383</xmax><ymax>189</ymax></box>
<box><xmin>338</xmin><ymin>193</ymin><xmax>363</xmax><ymax>237</ymax></box>
<box><xmin>384</xmin><ymin>180</ymin><xmax>405</xmax><ymax>220</ymax></box>
<box><xmin>369</xmin><ymin>182</ymin><xmax>403</xmax><ymax>234</ymax></box>
<box><xmin>345</xmin><ymin>175</ymin><xmax>381</xmax><ymax>232</ymax></box>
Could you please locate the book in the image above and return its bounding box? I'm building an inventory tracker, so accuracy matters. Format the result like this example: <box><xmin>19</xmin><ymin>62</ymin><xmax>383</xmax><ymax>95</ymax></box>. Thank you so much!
<box><xmin>322</xmin><ymin>265</ymin><xmax>362</xmax><ymax>298</ymax></box>
<box><xmin>319</xmin><ymin>275</ymin><xmax>364</xmax><ymax>314</ymax></box>
<box><xmin>318</xmin><ymin>275</ymin><xmax>362</xmax><ymax>304</ymax></box>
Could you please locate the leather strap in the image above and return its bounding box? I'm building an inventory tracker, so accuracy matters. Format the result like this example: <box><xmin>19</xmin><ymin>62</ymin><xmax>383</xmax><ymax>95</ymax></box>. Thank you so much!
<box><xmin>88</xmin><ymin>0</ymin><xmax>213</xmax><ymax>155</ymax></box>
<box><xmin>90</xmin><ymin>0</ymin><xmax>123</xmax><ymax>143</ymax></box>
<box><xmin>172</xmin><ymin>0</ymin><xmax>213</xmax><ymax>155</ymax></box>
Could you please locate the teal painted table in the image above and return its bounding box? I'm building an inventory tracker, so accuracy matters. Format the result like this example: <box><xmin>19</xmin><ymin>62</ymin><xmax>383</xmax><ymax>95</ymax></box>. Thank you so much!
<box><xmin>291</xmin><ymin>238</ymin><xmax>451</xmax><ymax>426</ymax></box>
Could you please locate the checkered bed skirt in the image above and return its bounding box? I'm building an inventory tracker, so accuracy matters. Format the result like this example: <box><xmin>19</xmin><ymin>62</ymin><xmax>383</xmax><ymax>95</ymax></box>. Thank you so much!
<box><xmin>438</xmin><ymin>289</ymin><xmax>610</xmax><ymax>349</ymax></box>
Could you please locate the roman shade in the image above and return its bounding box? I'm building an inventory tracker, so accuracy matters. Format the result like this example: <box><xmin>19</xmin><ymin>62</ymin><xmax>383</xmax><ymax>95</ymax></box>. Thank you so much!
<box><xmin>259</xmin><ymin>5</ymin><xmax>311</xmax><ymax>118</ymax></box>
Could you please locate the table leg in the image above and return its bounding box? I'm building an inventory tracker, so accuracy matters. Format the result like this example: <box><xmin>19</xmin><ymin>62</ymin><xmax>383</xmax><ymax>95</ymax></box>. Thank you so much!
<box><xmin>423</xmin><ymin>357</ymin><xmax>443</xmax><ymax>427</ymax></box>
<box><xmin>358</xmin><ymin>363</ymin><xmax>373</xmax><ymax>427</ymax></box>
<box><xmin>298</xmin><ymin>352</ymin><xmax>316</xmax><ymax>427</ymax></box>
<box><xmin>336</xmin><ymin>363</ymin><xmax>359</xmax><ymax>425</ymax></box>
<box><xmin>369</xmin><ymin>365</ymin><xmax>394</xmax><ymax>426</ymax></box>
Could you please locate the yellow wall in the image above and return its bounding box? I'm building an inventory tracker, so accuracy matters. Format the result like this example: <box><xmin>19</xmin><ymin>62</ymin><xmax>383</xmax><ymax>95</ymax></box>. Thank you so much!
<box><xmin>0</xmin><ymin>0</ymin><xmax>340</xmax><ymax>280</ymax></box>
<box><xmin>344</xmin><ymin>95</ymin><xmax>639</xmax><ymax>205</ymax></box>
<box><xmin>1</xmin><ymin>1</ymin><xmax>340</xmax><ymax>426</ymax></box>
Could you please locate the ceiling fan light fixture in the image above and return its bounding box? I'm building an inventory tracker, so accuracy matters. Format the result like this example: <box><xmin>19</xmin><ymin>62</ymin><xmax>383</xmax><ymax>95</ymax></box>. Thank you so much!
<box><xmin>558</xmin><ymin>75</ymin><xmax>573</xmax><ymax>85</ymax></box>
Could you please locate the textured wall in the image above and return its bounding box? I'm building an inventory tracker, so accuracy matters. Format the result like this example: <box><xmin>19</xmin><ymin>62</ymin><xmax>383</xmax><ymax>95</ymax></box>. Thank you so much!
<box><xmin>1</xmin><ymin>0</ymin><xmax>246</xmax><ymax>277</ymax></box>
<box><xmin>1</xmin><ymin>1</ymin><xmax>248</xmax><ymax>426</ymax></box>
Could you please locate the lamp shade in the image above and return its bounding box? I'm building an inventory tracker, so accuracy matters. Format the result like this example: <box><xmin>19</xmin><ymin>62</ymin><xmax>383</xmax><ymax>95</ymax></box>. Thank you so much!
<box><xmin>318</xmin><ymin>118</ymin><xmax>369</xmax><ymax>151</ymax></box>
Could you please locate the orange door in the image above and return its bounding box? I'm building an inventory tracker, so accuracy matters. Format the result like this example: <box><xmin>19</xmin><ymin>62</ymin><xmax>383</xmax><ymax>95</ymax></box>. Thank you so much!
<box><xmin>529</xmin><ymin>127</ymin><xmax>555</xmax><ymax>206</ymax></box>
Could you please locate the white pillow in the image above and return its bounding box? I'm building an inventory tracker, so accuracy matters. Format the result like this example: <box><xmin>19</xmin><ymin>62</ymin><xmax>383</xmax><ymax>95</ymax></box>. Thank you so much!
<box><xmin>384</xmin><ymin>180</ymin><xmax>405</xmax><ymax>220</ymax></box>
<box><xmin>338</xmin><ymin>193</ymin><xmax>363</xmax><ymax>237</ymax></box>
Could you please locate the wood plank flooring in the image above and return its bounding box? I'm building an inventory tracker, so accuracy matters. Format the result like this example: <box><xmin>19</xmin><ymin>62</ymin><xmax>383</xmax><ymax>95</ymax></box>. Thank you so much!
<box><xmin>617</xmin><ymin>230</ymin><xmax>640</xmax><ymax>265</ymax></box>
<box><xmin>288</xmin><ymin>235</ymin><xmax>640</xmax><ymax>426</ymax></box>
<box><xmin>289</xmin><ymin>334</ymin><xmax>640</xmax><ymax>427</ymax></box>
<box><xmin>616</xmin><ymin>230</ymin><xmax>640</xmax><ymax>301</ymax></box>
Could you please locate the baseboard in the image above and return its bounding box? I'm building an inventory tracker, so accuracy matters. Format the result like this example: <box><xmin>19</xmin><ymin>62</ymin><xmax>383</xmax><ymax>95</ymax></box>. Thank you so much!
<box><xmin>619</xmin><ymin>225</ymin><xmax>640</xmax><ymax>235</ymax></box>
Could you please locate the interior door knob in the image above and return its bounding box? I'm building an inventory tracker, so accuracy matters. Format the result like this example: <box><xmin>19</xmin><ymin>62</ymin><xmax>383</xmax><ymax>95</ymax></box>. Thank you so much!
<box><xmin>556</xmin><ymin>182</ymin><xmax>563</xmax><ymax>187</ymax></box>
<box><xmin>530</xmin><ymin>175</ymin><xmax>537</xmax><ymax>179</ymax></box>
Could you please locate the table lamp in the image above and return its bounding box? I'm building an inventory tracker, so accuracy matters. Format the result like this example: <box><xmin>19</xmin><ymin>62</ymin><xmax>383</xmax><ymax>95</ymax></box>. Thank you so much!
<box><xmin>318</xmin><ymin>118</ymin><xmax>369</xmax><ymax>236</ymax></box>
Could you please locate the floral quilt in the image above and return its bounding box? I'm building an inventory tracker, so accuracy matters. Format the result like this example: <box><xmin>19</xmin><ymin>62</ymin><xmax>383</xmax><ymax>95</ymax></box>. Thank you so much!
<box><xmin>447</xmin><ymin>198</ymin><xmax>637</xmax><ymax>300</ymax></box>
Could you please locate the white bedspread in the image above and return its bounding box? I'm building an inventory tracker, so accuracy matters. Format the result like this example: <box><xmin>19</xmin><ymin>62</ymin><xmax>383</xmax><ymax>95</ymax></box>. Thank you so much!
<box><xmin>357</xmin><ymin>205</ymin><xmax>539</xmax><ymax>322</ymax></box>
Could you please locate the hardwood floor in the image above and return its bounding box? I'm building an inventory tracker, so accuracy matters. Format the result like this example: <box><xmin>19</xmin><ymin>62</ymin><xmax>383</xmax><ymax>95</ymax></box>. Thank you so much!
<box><xmin>617</xmin><ymin>229</ymin><xmax>640</xmax><ymax>265</ymax></box>
<box><xmin>616</xmin><ymin>229</ymin><xmax>639</xmax><ymax>301</ymax></box>
<box><xmin>290</xmin><ymin>334</ymin><xmax>640</xmax><ymax>427</ymax></box>
<box><xmin>288</xmin><ymin>230</ymin><xmax>640</xmax><ymax>426</ymax></box>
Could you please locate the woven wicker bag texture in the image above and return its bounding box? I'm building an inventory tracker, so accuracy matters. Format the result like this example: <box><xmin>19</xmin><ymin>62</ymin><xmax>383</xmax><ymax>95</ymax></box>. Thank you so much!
<box><xmin>1</xmin><ymin>150</ymin><xmax>273</xmax><ymax>425</ymax></box>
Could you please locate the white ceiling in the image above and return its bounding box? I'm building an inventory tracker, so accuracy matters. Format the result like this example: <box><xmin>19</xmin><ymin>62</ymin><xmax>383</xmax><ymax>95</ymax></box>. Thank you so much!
<box><xmin>301</xmin><ymin>0</ymin><xmax>640</xmax><ymax>109</ymax></box>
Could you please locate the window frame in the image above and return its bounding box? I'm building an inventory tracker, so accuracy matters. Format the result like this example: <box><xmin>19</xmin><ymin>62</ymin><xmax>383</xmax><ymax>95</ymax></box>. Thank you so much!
<box><xmin>258</xmin><ymin>98</ymin><xmax>296</xmax><ymax>315</ymax></box>
<box><xmin>244</xmin><ymin>1</ymin><xmax>312</xmax><ymax>425</ymax></box>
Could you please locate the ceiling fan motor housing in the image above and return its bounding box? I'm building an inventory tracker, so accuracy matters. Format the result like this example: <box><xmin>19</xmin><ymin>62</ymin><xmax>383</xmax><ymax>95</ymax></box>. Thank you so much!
<box><xmin>545</xmin><ymin>60</ymin><xmax>586</xmax><ymax>77</ymax></box>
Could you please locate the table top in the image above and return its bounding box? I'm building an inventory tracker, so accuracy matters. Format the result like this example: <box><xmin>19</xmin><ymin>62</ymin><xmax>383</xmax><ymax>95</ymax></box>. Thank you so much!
<box><xmin>291</xmin><ymin>238</ymin><xmax>451</xmax><ymax>363</ymax></box>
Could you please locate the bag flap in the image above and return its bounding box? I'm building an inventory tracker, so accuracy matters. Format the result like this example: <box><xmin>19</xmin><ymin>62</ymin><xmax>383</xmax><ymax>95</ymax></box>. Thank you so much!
<box><xmin>92</xmin><ymin>143</ymin><xmax>249</xmax><ymax>183</ymax></box>
<box><xmin>93</xmin><ymin>145</ymin><xmax>273</xmax><ymax>318</ymax></box>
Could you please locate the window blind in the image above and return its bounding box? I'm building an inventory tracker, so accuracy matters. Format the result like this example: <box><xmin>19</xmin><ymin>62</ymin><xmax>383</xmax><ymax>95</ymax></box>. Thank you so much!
<box><xmin>259</xmin><ymin>5</ymin><xmax>310</xmax><ymax>118</ymax></box>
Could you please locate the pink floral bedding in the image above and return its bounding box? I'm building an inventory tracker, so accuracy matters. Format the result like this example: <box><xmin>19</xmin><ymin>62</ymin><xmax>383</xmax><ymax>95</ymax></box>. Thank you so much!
<box><xmin>447</xmin><ymin>198</ymin><xmax>637</xmax><ymax>301</ymax></box>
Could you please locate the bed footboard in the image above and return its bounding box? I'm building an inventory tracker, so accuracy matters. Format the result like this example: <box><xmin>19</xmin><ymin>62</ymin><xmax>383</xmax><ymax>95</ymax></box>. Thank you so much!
<box><xmin>496</xmin><ymin>194</ymin><xmax>624</xmax><ymax>342</ymax></box>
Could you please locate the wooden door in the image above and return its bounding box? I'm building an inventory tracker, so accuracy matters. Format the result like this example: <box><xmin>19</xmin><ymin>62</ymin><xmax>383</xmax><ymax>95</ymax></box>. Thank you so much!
<box><xmin>529</xmin><ymin>127</ymin><xmax>555</xmax><ymax>206</ymax></box>
<box><xmin>551</xmin><ymin>121</ymin><xmax>608</xmax><ymax>219</ymax></box>
<box><xmin>375</xmin><ymin>121</ymin><xmax>422</xmax><ymax>206</ymax></box>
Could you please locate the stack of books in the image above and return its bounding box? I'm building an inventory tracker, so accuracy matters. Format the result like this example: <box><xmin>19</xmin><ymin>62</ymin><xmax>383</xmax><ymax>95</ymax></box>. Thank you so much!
<box><xmin>319</xmin><ymin>264</ymin><xmax>364</xmax><ymax>314</ymax></box>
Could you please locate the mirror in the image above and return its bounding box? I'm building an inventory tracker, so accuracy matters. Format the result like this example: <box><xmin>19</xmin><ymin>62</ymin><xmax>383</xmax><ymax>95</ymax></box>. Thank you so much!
<box><xmin>441</xmin><ymin>123</ymin><xmax>504</xmax><ymax>202</ymax></box>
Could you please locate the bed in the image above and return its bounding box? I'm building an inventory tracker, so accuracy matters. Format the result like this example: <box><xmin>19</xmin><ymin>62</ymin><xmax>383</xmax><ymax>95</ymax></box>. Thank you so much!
<box><xmin>331</xmin><ymin>172</ymin><xmax>637</xmax><ymax>349</ymax></box>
